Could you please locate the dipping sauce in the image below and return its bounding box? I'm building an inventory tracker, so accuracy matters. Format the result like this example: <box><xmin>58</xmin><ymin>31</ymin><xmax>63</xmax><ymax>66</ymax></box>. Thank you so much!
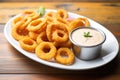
<box><xmin>71</xmin><ymin>28</ymin><xmax>104</xmax><ymax>47</ymax></box>
<box><xmin>70</xmin><ymin>27</ymin><xmax>106</xmax><ymax>60</ymax></box>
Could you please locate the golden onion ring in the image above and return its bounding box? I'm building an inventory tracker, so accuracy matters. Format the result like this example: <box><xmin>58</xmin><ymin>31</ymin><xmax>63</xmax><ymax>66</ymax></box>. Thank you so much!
<box><xmin>45</xmin><ymin>12</ymin><xmax>57</xmax><ymax>18</ymax></box>
<box><xmin>58</xmin><ymin>40</ymin><xmax>72</xmax><ymax>48</ymax></box>
<box><xmin>19</xmin><ymin>37</ymin><xmax>37</xmax><ymax>52</ymax></box>
<box><xmin>35</xmin><ymin>42</ymin><xmax>57</xmax><ymax>61</ymax></box>
<box><xmin>12</xmin><ymin>16</ymin><xmax>31</xmax><ymax>30</ymax></box>
<box><xmin>57</xmin><ymin>9</ymin><xmax>68</xmax><ymax>19</ymax></box>
<box><xmin>27</xmin><ymin>18</ymin><xmax>47</xmax><ymax>32</ymax></box>
<box><xmin>80</xmin><ymin>18</ymin><xmax>90</xmax><ymax>27</ymax></box>
<box><xmin>22</xmin><ymin>10</ymin><xmax>40</xmax><ymax>20</ymax></box>
<box><xmin>52</xmin><ymin>30</ymin><xmax>68</xmax><ymax>43</ymax></box>
<box><xmin>46</xmin><ymin>22</ymin><xmax>68</xmax><ymax>42</ymax></box>
<box><xmin>69</xmin><ymin>18</ymin><xmax>85</xmax><ymax>32</ymax></box>
<box><xmin>28</xmin><ymin>31</ymin><xmax>39</xmax><ymax>40</ymax></box>
<box><xmin>11</xmin><ymin>25</ymin><xmax>29</xmax><ymax>41</ymax></box>
<box><xmin>54</xmin><ymin>17</ymin><xmax>69</xmax><ymax>26</ymax></box>
<box><xmin>36</xmin><ymin>31</ymin><xmax>48</xmax><ymax>44</ymax></box>
<box><xmin>55</xmin><ymin>47</ymin><xmax>75</xmax><ymax>65</ymax></box>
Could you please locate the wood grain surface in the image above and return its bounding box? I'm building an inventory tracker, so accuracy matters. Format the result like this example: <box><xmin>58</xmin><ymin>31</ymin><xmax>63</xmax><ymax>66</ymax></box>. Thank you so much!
<box><xmin>1</xmin><ymin>0</ymin><xmax>120</xmax><ymax>2</ymax></box>
<box><xmin>0</xmin><ymin>2</ymin><xmax>120</xmax><ymax>80</ymax></box>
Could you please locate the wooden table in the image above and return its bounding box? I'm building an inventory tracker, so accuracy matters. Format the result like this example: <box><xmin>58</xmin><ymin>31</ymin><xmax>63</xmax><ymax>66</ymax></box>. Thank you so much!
<box><xmin>0</xmin><ymin>2</ymin><xmax>120</xmax><ymax>80</ymax></box>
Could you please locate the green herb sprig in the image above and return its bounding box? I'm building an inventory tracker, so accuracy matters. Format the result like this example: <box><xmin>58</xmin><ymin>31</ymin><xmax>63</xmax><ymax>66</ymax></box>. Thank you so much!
<box><xmin>83</xmin><ymin>32</ymin><xmax>92</xmax><ymax>37</ymax></box>
<box><xmin>37</xmin><ymin>6</ymin><xmax>45</xmax><ymax>17</ymax></box>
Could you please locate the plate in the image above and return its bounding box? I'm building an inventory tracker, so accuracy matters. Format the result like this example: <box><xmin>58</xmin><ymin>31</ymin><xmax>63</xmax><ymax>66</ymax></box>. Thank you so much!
<box><xmin>4</xmin><ymin>9</ymin><xmax>119</xmax><ymax>70</ymax></box>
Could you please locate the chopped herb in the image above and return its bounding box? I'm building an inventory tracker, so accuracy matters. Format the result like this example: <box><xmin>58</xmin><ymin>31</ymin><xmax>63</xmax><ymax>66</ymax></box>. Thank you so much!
<box><xmin>83</xmin><ymin>32</ymin><xmax>92</xmax><ymax>37</ymax></box>
<box><xmin>37</xmin><ymin>6</ymin><xmax>45</xmax><ymax>17</ymax></box>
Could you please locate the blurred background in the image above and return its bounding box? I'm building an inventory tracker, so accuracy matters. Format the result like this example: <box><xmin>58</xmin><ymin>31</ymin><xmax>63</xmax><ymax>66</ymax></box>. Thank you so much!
<box><xmin>0</xmin><ymin>0</ymin><xmax>120</xmax><ymax>2</ymax></box>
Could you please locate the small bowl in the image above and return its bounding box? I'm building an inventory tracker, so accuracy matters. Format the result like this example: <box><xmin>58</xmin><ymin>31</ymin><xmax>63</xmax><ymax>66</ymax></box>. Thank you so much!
<box><xmin>69</xmin><ymin>27</ymin><xmax>106</xmax><ymax>60</ymax></box>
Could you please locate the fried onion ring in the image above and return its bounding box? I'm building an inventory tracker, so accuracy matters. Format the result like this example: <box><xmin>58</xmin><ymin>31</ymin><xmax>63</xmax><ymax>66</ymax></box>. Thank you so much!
<box><xmin>59</xmin><ymin>40</ymin><xmax>72</xmax><ymax>48</ymax></box>
<box><xmin>54</xmin><ymin>17</ymin><xmax>69</xmax><ymax>26</ymax></box>
<box><xmin>19</xmin><ymin>37</ymin><xmax>37</xmax><ymax>52</ymax></box>
<box><xmin>57</xmin><ymin>9</ymin><xmax>68</xmax><ymax>19</ymax></box>
<box><xmin>80</xmin><ymin>18</ymin><xmax>90</xmax><ymax>26</ymax></box>
<box><xmin>52</xmin><ymin>30</ymin><xmax>68</xmax><ymax>43</ymax></box>
<box><xmin>22</xmin><ymin>10</ymin><xmax>40</xmax><ymax>20</ymax></box>
<box><xmin>28</xmin><ymin>31</ymin><xmax>39</xmax><ymax>40</ymax></box>
<box><xmin>11</xmin><ymin>25</ymin><xmax>29</xmax><ymax>41</ymax></box>
<box><xmin>55</xmin><ymin>48</ymin><xmax>75</xmax><ymax>65</ymax></box>
<box><xmin>69</xmin><ymin>18</ymin><xmax>85</xmax><ymax>32</ymax></box>
<box><xmin>46</xmin><ymin>16</ymin><xmax>54</xmax><ymax>24</ymax></box>
<box><xmin>45</xmin><ymin>12</ymin><xmax>57</xmax><ymax>18</ymax></box>
<box><xmin>46</xmin><ymin>22</ymin><xmax>68</xmax><ymax>42</ymax></box>
<box><xmin>36</xmin><ymin>31</ymin><xmax>48</xmax><ymax>44</ymax></box>
<box><xmin>12</xmin><ymin>16</ymin><xmax>31</xmax><ymax>30</ymax></box>
<box><xmin>35</xmin><ymin>42</ymin><xmax>57</xmax><ymax>61</ymax></box>
<box><xmin>27</xmin><ymin>18</ymin><xmax>47</xmax><ymax>32</ymax></box>
<box><xmin>45</xmin><ymin>12</ymin><xmax>58</xmax><ymax>24</ymax></box>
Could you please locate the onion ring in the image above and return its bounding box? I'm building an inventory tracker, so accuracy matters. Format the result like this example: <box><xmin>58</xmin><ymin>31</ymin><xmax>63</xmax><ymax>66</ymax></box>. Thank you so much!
<box><xmin>69</xmin><ymin>18</ymin><xmax>85</xmax><ymax>32</ymax></box>
<box><xmin>19</xmin><ymin>37</ymin><xmax>37</xmax><ymax>52</ymax></box>
<box><xmin>35</xmin><ymin>42</ymin><xmax>57</xmax><ymax>61</ymax></box>
<box><xmin>45</xmin><ymin>12</ymin><xmax>57</xmax><ymax>18</ymax></box>
<box><xmin>54</xmin><ymin>17</ymin><xmax>69</xmax><ymax>26</ymax></box>
<box><xmin>11</xmin><ymin>25</ymin><xmax>29</xmax><ymax>41</ymax></box>
<box><xmin>28</xmin><ymin>31</ymin><xmax>39</xmax><ymax>40</ymax></box>
<box><xmin>27</xmin><ymin>18</ymin><xmax>47</xmax><ymax>32</ymax></box>
<box><xmin>12</xmin><ymin>16</ymin><xmax>31</xmax><ymax>30</ymax></box>
<box><xmin>28</xmin><ymin>23</ymin><xmax>47</xmax><ymax>40</ymax></box>
<box><xmin>22</xmin><ymin>10</ymin><xmax>40</xmax><ymax>20</ymax></box>
<box><xmin>36</xmin><ymin>31</ymin><xmax>48</xmax><ymax>44</ymax></box>
<box><xmin>59</xmin><ymin>40</ymin><xmax>72</xmax><ymax>48</ymax></box>
<box><xmin>80</xmin><ymin>18</ymin><xmax>90</xmax><ymax>26</ymax></box>
<box><xmin>54</xmin><ymin>39</ymin><xmax>72</xmax><ymax>48</ymax></box>
<box><xmin>46</xmin><ymin>22</ymin><xmax>68</xmax><ymax>42</ymax></box>
<box><xmin>57</xmin><ymin>9</ymin><xmax>68</xmax><ymax>19</ymax></box>
<box><xmin>45</xmin><ymin>12</ymin><xmax>58</xmax><ymax>24</ymax></box>
<box><xmin>45</xmin><ymin>16</ymin><xmax>54</xmax><ymax>24</ymax></box>
<box><xmin>55</xmin><ymin>47</ymin><xmax>75</xmax><ymax>65</ymax></box>
<box><xmin>52</xmin><ymin>30</ymin><xmax>68</xmax><ymax>43</ymax></box>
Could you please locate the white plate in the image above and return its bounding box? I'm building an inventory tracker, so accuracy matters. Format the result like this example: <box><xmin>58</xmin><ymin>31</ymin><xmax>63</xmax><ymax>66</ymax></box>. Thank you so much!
<box><xmin>4</xmin><ymin>9</ymin><xmax>119</xmax><ymax>70</ymax></box>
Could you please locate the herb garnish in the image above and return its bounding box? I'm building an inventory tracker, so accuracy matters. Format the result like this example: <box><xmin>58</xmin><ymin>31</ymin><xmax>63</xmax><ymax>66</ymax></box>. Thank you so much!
<box><xmin>37</xmin><ymin>6</ymin><xmax>45</xmax><ymax>17</ymax></box>
<box><xmin>83</xmin><ymin>32</ymin><xmax>92</xmax><ymax>37</ymax></box>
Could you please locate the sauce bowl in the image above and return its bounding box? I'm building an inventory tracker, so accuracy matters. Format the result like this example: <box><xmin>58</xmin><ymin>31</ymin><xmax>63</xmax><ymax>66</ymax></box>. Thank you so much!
<box><xmin>69</xmin><ymin>27</ymin><xmax>106</xmax><ymax>60</ymax></box>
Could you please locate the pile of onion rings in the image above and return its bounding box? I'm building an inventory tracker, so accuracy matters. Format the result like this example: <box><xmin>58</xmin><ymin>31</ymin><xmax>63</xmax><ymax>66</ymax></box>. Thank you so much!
<box><xmin>11</xmin><ymin>8</ymin><xmax>90</xmax><ymax>65</ymax></box>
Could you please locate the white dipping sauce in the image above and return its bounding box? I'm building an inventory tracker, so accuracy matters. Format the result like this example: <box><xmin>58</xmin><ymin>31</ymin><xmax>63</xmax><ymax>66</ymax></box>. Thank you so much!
<box><xmin>71</xmin><ymin>28</ymin><xmax>104</xmax><ymax>46</ymax></box>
